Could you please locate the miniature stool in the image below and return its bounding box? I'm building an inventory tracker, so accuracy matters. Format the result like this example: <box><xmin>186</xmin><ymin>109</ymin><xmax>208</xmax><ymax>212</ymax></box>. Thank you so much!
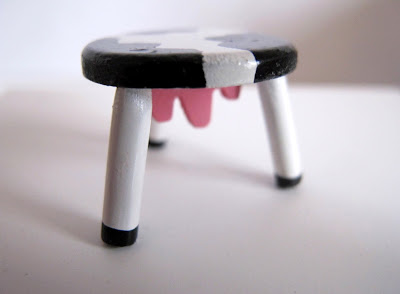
<box><xmin>81</xmin><ymin>29</ymin><xmax>302</xmax><ymax>246</ymax></box>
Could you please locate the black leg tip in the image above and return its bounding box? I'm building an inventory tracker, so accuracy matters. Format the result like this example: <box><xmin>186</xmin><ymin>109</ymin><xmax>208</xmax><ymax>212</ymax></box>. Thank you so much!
<box><xmin>149</xmin><ymin>139</ymin><xmax>166</xmax><ymax>148</ymax></box>
<box><xmin>101</xmin><ymin>223</ymin><xmax>139</xmax><ymax>247</ymax></box>
<box><xmin>275</xmin><ymin>174</ymin><xmax>302</xmax><ymax>188</ymax></box>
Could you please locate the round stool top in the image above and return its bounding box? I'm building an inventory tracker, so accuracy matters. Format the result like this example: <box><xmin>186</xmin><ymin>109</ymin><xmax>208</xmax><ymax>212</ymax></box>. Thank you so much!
<box><xmin>81</xmin><ymin>29</ymin><xmax>297</xmax><ymax>89</ymax></box>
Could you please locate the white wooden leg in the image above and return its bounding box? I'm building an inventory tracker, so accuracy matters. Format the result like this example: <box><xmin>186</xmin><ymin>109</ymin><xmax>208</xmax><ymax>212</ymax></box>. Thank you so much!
<box><xmin>102</xmin><ymin>88</ymin><xmax>152</xmax><ymax>246</ymax></box>
<box><xmin>257</xmin><ymin>76</ymin><xmax>302</xmax><ymax>187</ymax></box>
<box><xmin>149</xmin><ymin>118</ymin><xmax>169</xmax><ymax>148</ymax></box>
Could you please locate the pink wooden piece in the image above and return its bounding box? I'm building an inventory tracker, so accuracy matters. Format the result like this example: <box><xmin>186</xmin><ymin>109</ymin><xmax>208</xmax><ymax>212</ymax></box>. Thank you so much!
<box><xmin>151</xmin><ymin>89</ymin><xmax>176</xmax><ymax>122</ymax></box>
<box><xmin>220</xmin><ymin>86</ymin><xmax>241</xmax><ymax>99</ymax></box>
<box><xmin>152</xmin><ymin>86</ymin><xmax>241</xmax><ymax>127</ymax></box>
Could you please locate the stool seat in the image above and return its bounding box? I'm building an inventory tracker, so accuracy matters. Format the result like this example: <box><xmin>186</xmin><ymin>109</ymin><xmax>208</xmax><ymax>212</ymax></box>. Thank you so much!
<box><xmin>81</xmin><ymin>29</ymin><xmax>297</xmax><ymax>89</ymax></box>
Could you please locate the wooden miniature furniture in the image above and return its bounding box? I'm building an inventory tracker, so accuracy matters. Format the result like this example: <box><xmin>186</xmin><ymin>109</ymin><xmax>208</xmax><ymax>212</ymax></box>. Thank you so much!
<box><xmin>81</xmin><ymin>29</ymin><xmax>302</xmax><ymax>247</ymax></box>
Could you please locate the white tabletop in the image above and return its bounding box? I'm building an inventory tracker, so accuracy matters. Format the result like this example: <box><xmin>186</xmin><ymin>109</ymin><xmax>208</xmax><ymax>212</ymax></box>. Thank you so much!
<box><xmin>0</xmin><ymin>82</ymin><xmax>399</xmax><ymax>293</ymax></box>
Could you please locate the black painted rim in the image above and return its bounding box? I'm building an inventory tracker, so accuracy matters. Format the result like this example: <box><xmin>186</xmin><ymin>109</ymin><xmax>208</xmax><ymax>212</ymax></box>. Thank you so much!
<box><xmin>81</xmin><ymin>33</ymin><xmax>297</xmax><ymax>88</ymax></box>
<box><xmin>149</xmin><ymin>139</ymin><xmax>166</xmax><ymax>148</ymax></box>
<box><xmin>101</xmin><ymin>223</ymin><xmax>139</xmax><ymax>247</ymax></box>
<box><xmin>275</xmin><ymin>174</ymin><xmax>302</xmax><ymax>188</ymax></box>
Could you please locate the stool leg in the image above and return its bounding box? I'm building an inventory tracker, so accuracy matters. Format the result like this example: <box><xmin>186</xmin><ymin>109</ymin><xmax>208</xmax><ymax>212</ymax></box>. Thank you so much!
<box><xmin>149</xmin><ymin>118</ymin><xmax>168</xmax><ymax>148</ymax></box>
<box><xmin>257</xmin><ymin>76</ymin><xmax>302</xmax><ymax>188</ymax></box>
<box><xmin>102</xmin><ymin>88</ymin><xmax>152</xmax><ymax>246</ymax></box>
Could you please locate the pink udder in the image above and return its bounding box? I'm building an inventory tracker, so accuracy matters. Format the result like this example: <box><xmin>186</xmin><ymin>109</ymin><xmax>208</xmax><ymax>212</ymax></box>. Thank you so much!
<box><xmin>152</xmin><ymin>86</ymin><xmax>241</xmax><ymax>127</ymax></box>
<box><xmin>221</xmin><ymin>86</ymin><xmax>241</xmax><ymax>99</ymax></box>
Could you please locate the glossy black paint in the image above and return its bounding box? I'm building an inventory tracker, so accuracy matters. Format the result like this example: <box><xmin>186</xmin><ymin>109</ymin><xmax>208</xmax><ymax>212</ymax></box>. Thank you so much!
<box><xmin>149</xmin><ymin>139</ymin><xmax>166</xmax><ymax>148</ymax></box>
<box><xmin>101</xmin><ymin>223</ymin><xmax>139</xmax><ymax>246</ymax></box>
<box><xmin>82</xmin><ymin>38</ymin><xmax>206</xmax><ymax>88</ymax></box>
<box><xmin>275</xmin><ymin>174</ymin><xmax>302</xmax><ymax>188</ymax></box>
<box><xmin>81</xmin><ymin>32</ymin><xmax>297</xmax><ymax>88</ymax></box>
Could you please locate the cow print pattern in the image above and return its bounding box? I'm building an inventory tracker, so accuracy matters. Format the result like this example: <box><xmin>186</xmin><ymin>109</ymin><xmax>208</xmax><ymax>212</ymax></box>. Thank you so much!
<box><xmin>82</xmin><ymin>29</ymin><xmax>297</xmax><ymax>89</ymax></box>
